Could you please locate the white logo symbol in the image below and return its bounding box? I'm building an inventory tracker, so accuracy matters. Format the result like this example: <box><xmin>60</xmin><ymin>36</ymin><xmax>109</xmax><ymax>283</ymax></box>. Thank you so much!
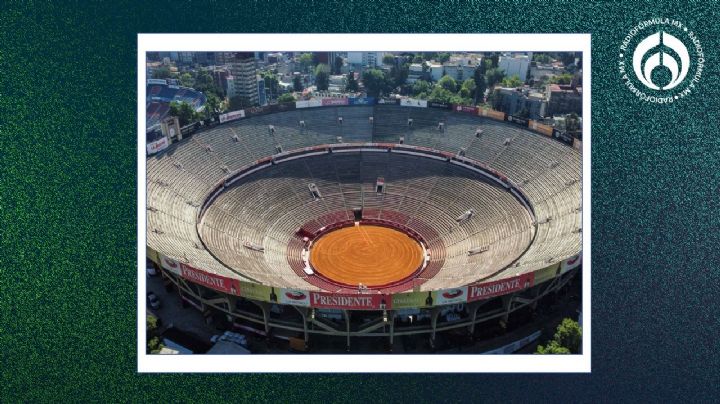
<box><xmin>633</xmin><ymin>31</ymin><xmax>689</xmax><ymax>90</ymax></box>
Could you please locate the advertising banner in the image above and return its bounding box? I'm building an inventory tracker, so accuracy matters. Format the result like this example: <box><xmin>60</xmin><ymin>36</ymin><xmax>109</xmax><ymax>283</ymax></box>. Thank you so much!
<box><xmin>279</xmin><ymin>288</ymin><xmax>311</xmax><ymax>307</ymax></box>
<box><xmin>481</xmin><ymin>108</ymin><xmax>506</xmax><ymax>121</ymax></box>
<box><xmin>377</xmin><ymin>98</ymin><xmax>400</xmax><ymax>105</ymax></box>
<box><xmin>239</xmin><ymin>281</ymin><xmax>275</xmax><ymax>302</ymax></box>
<box><xmin>243</xmin><ymin>105</ymin><xmax>267</xmax><ymax>118</ymax></box>
<box><xmin>295</xmin><ymin>99</ymin><xmax>322</xmax><ymax>109</ymax></box>
<box><xmin>348</xmin><ymin>97</ymin><xmax>376</xmax><ymax>105</ymax></box>
<box><xmin>467</xmin><ymin>272</ymin><xmax>535</xmax><ymax>302</ymax></box>
<box><xmin>552</xmin><ymin>129</ymin><xmax>575</xmax><ymax>146</ymax></box>
<box><xmin>219</xmin><ymin>109</ymin><xmax>245</xmax><ymax>123</ymax></box>
<box><xmin>321</xmin><ymin>97</ymin><xmax>349</xmax><ymax>106</ymax></box>
<box><xmin>392</xmin><ymin>291</ymin><xmax>434</xmax><ymax>309</ymax></box>
<box><xmin>146</xmin><ymin>136</ymin><xmax>169</xmax><ymax>155</ymax></box>
<box><xmin>508</xmin><ymin>115</ymin><xmax>530</xmax><ymax>127</ymax></box>
<box><xmin>453</xmin><ymin>104</ymin><xmax>479</xmax><ymax>115</ymax></box>
<box><xmin>560</xmin><ymin>254</ymin><xmax>582</xmax><ymax>274</ymax></box>
<box><xmin>533</xmin><ymin>263</ymin><xmax>561</xmax><ymax>285</ymax></box>
<box><xmin>432</xmin><ymin>287</ymin><xmax>469</xmax><ymax>306</ymax></box>
<box><xmin>160</xmin><ymin>255</ymin><xmax>182</xmax><ymax>276</ymax></box>
<box><xmin>146</xmin><ymin>246</ymin><xmax>160</xmax><ymax>265</ymax></box>
<box><xmin>428</xmin><ymin>101</ymin><xmax>451</xmax><ymax>109</ymax></box>
<box><xmin>180</xmin><ymin>263</ymin><xmax>241</xmax><ymax>295</ymax></box>
<box><xmin>532</xmin><ymin>121</ymin><xmax>555</xmax><ymax>137</ymax></box>
<box><xmin>309</xmin><ymin>292</ymin><xmax>390</xmax><ymax>310</ymax></box>
<box><xmin>400</xmin><ymin>98</ymin><xmax>427</xmax><ymax>108</ymax></box>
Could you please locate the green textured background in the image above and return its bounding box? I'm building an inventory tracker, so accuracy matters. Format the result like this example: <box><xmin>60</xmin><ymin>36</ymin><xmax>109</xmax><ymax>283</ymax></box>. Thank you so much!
<box><xmin>1</xmin><ymin>0</ymin><xmax>719</xmax><ymax>401</ymax></box>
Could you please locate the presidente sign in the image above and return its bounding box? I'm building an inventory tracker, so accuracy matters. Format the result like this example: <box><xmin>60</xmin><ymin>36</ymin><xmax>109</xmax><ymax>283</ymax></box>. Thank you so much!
<box><xmin>180</xmin><ymin>263</ymin><xmax>241</xmax><ymax>295</ymax></box>
<box><xmin>310</xmin><ymin>292</ymin><xmax>390</xmax><ymax>310</ymax></box>
<box><xmin>467</xmin><ymin>272</ymin><xmax>535</xmax><ymax>302</ymax></box>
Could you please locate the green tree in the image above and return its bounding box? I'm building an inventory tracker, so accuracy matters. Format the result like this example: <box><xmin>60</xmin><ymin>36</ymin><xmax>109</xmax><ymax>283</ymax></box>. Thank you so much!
<box><xmin>390</xmin><ymin>63</ymin><xmax>409</xmax><ymax>87</ymax></box>
<box><xmin>292</xmin><ymin>75</ymin><xmax>304</xmax><ymax>92</ymax></box>
<box><xmin>554</xmin><ymin>318</ymin><xmax>582</xmax><ymax>353</ymax></box>
<box><xmin>147</xmin><ymin>314</ymin><xmax>159</xmax><ymax>332</ymax></box>
<box><xmin>298</xmin><ymin>53</ymin><xmax>314</xmax><ymax>72</ymax></box>
<box><xmin>334</xmin><ymin>55</ymin><xmax>344</xmax><ymax>74</ymax></box>
<box><xmin>346</xmin><ymin>71</ymin><xmax>359</xmax><ymax>92</ymax></box>
<box><xmin>473</xmin><ymin>65</ymin><xmax>487</xmax><ymax>104</ymax></box>
<box><xmin>262</xmin><ymin>72</ymin><xmax>280</xmax><ymax>100</ymax></box>
<box><xmin>501</xmin><ymin>74</ymin><xmax>523</xmax><ymax>88</ymax></box>
<box><xmin>559</xmin><ymin>52</ymin><xmax>576</xmax><ymax>67</ymax></box>
<box><xmin>437</xmin><ymin>52</ymin><xmax>451</xmax><ymax>64</ymax></box>
<box><xmin>168</xmin><ymin>101</ymin><xmax>198</xmax><ymax>126</ymax></box>
<box><xmin>383</xmin><ymin>54</ymin><xmax>396</xmax><ymax>66</ymax></box>
<box><xmin>437</xmin><ymin>75</ymin><xmax>457</xmax><ymax>92</ymax></box>
<box><xmin>228</xmin><ymin>96</ymin><xmax>252</xmax><ymax>112</ymax></box>
<box><xmin>277</xmin><ymin>93</ymin><xmax>296</xmax><ymax>103</ymax></box>
<box><xmin>550</xmin><ymin>73</ymin><xmax>574</xmax><ymax>85</ymax></box>
<box><xmin>178</xmin><ymin>72</ymin><xmax>194</xmax><ymax>88</ymax></box>
<box><xmin>412</xmin><ymin>80</ymin><xmax>431</xmax><ymax>96</ymax></box>
<box><xmin>489</xmin><ymin>53</ymin><xmax>499</xmax><ymax>68</ymax></box>
<box><xmin>536</xmin><ymin>318</ymin><xmax>582</xmax><ymax>354</ymax></box>
<box><xmin>533</xmin><ymin>53</ymin><xmax>553</xmax><ymax>64</ymax></box>
<box><xmin>412</xmin><ymin>55</ymin><xmax>424</xmax><ymax>63</ymax></box>
<box><xmin>536</xmin><ymin>340</ymin><xmax>571</xmax><ymax>354</ymax></box>
<box><xmin>204</xmin><ymin>93</ymin><xmax>221</xmax><ymax>118</ymax></box>
<box><xmin>193</xmin><ymin>70</ymin><xmax>214</xmax><ymax>92</ymax></box>
<box><xmin>314</xmin><ymin>64</ymin><xmax>330</xmax><ymax>91</ymax></box>
<box><xmin>566</xmin><ymin>113</ymin><xmax>581</xmax><ymax>132</ymax></box>
<box><xmin>148</xmin><ymin>336</ymin><xmax>164</xmax><ymax>354</ymax></box>
<box><xmin>460</xmin><ymin>78</ymin><xmax>476</xmax><ymax>99</ymax></box>
<box><xmin>362</xmin><ymin>69</ymin><xmax>391</xmax><ymax>97</ymax></box>
<box><xmin>427</xmin><ymin>86</ymin><xmax>455</xmax><ymax>104</ymax></box>
<box><xmin>152</xmin><ymin>66</ymin><xmax>173</xmax><ymax>79</ymax></box>
<box><xmin>485</xmin><ymin>67</ymin><xmax>506</xmax><ymax>88</ymax></box>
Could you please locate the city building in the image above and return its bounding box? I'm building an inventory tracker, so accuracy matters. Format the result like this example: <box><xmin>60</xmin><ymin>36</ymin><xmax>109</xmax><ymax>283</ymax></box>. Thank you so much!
<box><xmin>546</xmin><ymin>83</ymin><xmax>582</xmax><ymax>116</ymax></box>
<box><xmin>178</xmin><ymin>52</ymin><xmax>194</xmax><ymax>65</ymax></box>
<box><xmin>228</xmin><ymin>53</ymin><xmax>259</xmax><ymax>105</ymax></box>
<box><xmin>212</xmin><ymin>69</ymin><xmax>230</xmax><ymax>96</ymax></box>
<box><xmin>529</xmin><ymin>63</ymin><xmax>564</xmax><ymax>84</ymax></box>
<box><xmin>257</xmin><ymin>76</ymin><xmax>267</xmax><ymax>106</ymax></box>
<box><xmin>328</xmin><ymin>75</ymin><xmax>347</xmax><ymax>92</ymax></box>
<box><xmin>498</xmin><ymin>55</ymin><xmax>531</xmax><ymax>81</ymax></box>
<box><xmin>493</xmin><ymin>87</ymin><xmax>547</xmax><ymax>120</ymax></box>
<box><xmin>406</xmin><ymin>63</ymin><xmax>428</xmax><ymax>84</ymax></box>
<box><xmin>347</xmin><ymin>52</ymin><xmax>385</xmax><ymax>68</ymax></box>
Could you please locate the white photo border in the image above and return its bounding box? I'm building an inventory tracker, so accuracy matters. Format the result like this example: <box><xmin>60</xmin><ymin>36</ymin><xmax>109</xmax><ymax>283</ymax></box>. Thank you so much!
<box><xmin>137</xmin><ymin>33</ymin><xmax>591</xmax><ymax>373</ymax></box>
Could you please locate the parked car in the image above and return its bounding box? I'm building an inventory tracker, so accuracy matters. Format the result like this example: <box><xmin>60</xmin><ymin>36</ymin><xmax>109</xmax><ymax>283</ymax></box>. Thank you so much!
<box><xmin>147</xmin><ymin>291</ymin><xmax>161</xmax><ymax>309</ymax></box>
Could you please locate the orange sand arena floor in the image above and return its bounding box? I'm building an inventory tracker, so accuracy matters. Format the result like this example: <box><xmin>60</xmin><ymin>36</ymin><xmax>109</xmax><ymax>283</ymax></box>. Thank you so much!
<box><xmin>309</xmin><ymin>224</ymin><xmax>424</xmax><ymax>287</ymax></box>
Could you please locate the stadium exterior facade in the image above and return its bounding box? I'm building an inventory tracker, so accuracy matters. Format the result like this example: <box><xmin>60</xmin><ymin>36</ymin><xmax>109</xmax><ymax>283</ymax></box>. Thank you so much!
<box><xmin>146</xmin><ymin>98</ymin><xmax>582</xmax><ymax>349</ymax></box>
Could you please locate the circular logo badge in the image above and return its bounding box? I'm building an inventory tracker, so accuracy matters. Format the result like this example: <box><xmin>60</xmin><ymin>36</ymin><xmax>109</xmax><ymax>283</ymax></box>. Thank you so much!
<box><xmin>619</xmin><ymin>18</ymin><xmax>704</xmax><ymax>104</ymax></box>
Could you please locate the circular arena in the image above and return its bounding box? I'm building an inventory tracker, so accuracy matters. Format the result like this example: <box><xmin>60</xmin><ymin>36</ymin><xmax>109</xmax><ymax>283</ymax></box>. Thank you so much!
<box><xmin>147</xmin><ymin>101</ymin><xmax>582</xmax><ymax>351</ymax></box>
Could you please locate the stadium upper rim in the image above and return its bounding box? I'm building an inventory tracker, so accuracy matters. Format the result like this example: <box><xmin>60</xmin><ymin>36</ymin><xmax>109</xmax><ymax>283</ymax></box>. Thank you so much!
<box><xmin>147</xmin><ymin>102</ymin><xmax>582</xmax><ymax>296</ymax></box>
